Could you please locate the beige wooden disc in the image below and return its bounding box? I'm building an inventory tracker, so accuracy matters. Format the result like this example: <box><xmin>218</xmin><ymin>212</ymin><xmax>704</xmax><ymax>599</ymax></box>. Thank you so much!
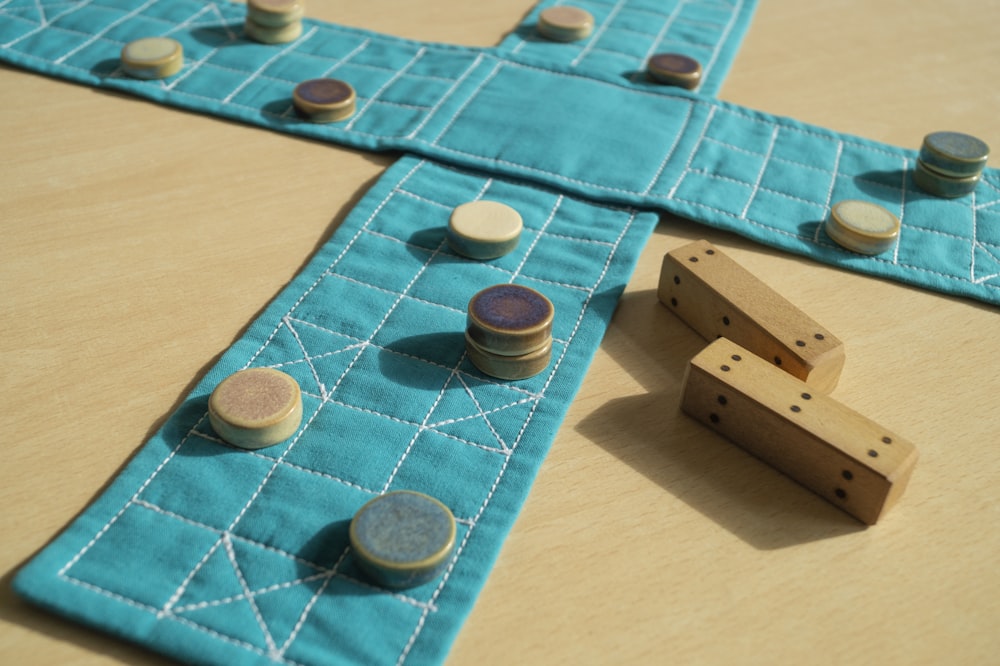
<box><xmin>537</xmin><ymin>6</ymin><xmax>594</xmax><ymax>42</ymax></box>
<box><xmin>208</xmin><ymin>367</ymin><xmax>303</xmax><ymax>449</ymax></box>
<box><xmin>825</xmin><ymin>200</ymin><xmax>900</xmax><ymax>255</ymax></box>
<box><xmin>120</xmin><ymin>37</ymin><xmax>183</xmax><ymax>79</ymax></box>
<box><xmin>244</xmin><ymin>17</ymin><xmax>303</xmax><ymax>44</ymax></box>
<box><xmin>447</xmin><ymin>200</ymin><xmax>523</xmax><ymax>260</ymax></box>
<box><xmin>247</xmin><ymin>0</ymin><xmax>305</xmax><ymax>27</ymax></box>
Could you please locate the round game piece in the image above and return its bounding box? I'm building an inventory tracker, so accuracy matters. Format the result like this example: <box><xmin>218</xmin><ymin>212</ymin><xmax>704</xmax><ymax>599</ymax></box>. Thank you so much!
<box><xmin>465</xmin><ymin>332</ymin><xmax>552</xmax><ymax>381</ymax></box>
<box><xmin>537</xmin><ymin>6</ymin><xmax>594</xmax><ymax>42</ymax></box>
<box><xmin>447</xmin><ymin>200</ymin><xmax>523</xmax><ymax>260</ymax></box>
<box><xmin>825</xmin><ymin>200</ymin><xmax>901</xmax><ymax>256</ymax></box>
<box><xmin>244</xmin><ymin>16</ymin><xmax>303</xmax><ymax>44</ymax></box>
<box><xmin>120</xmin><ymin>37</ymin><xmax>183</xmax><ymax>80</ymax></box>
<box><xmin>349</xmin><ymin>490</ymin><xmax>456</xmax><ymax>590</ymax></box>
<box><xmin>918</xmin><ymin>131</ymin><xmax>990</xmax><ymax>178</ymax></box>
<box><xmin>467</xmin><ymin>284</ymin><xmax>554</xmax><ymax>356</ymax></box>
<box><xmin>208</xmin><ymin>367</ymin><xmax>303</xmax><ymax>450</ymax></box>
<box><xmin>292</xmin><ymin>78</ymin><xmax>356</xmax><ymax>123</ymax></box>
<box><xmin>913</xmin><ymin>159</ymin><xmax>981</xmax><ymax>198</ymax></box>
<box><xmin>646</xmin><ymin>53</ymin><xmax>702</xmax><ymax>89</ymax></box>
<box><xmin>246</xmin><ymin>0</ymin><xmax>304</xmax><ymax>27</ymax></box>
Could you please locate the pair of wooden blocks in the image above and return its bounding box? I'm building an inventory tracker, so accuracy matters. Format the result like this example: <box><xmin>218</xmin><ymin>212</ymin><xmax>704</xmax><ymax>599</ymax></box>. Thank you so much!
<box><xmin>658</xmin><ymin>240</ymin><xmax>918</xmax><ymax>525</ymax></box>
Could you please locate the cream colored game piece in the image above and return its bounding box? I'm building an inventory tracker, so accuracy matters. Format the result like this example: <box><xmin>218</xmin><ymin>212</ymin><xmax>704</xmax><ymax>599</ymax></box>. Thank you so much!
<box><xmin>658</xmin><ymin>240</ymin><xmax>844</xmax><ymax>393</ymax></box>
<box><xmin>537</xmin><ymin>6</ymin><xmax>594</xmax><ymax>42</ymax></box>
<box><xmin>447</xmin><ymin>200</ymin><xmax>523</xmax><ymax>260</ymax></box>
<box><xmin>208</xmin><ymin>368</ymin><xmax>303</xmax><ymax>449</ymax></box>
<box><xmin>246</xmin><ymin>0</ymin><xmax>304</xmax><ymax>27</ymax></box>
<box><xmin>244</xmin><ymin>16</ymin><xmax>303</xmax><ymax>44</ymax></box>
<box><xmin>682</xmin><ymin>338</ymin><xmax>918</xmax><ymax>525</ymax></box>
<box><xmin>292</xmin><ymin>78</ymin><xmax>356</xmax><ymax>122</ymax></box>
<box><xmin>825</xmin><ymin>200</ymin><xmax>901</xmax><ymax>255</ymax></box>
<box><xmin>120</xmin><ymin>37</ymin><xmax>183</xmax><ymax>80</ymax></box>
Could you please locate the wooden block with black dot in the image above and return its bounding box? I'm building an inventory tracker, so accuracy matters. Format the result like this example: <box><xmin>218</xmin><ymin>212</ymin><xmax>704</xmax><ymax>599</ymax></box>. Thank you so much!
<box><xmin>681</xmin><ymin>337</ymin><xmax>918</xmax><ymax>525</ymax></box>
<box><xmin>658</xmin><ymin>239</ymin><xmax>845</xmax><ymax>393</ymax></box>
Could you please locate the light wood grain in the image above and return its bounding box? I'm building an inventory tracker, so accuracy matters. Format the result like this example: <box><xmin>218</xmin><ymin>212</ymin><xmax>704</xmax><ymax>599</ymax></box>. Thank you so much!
<box><xmin>658</xmin><ymin>240</ymin><xmax>846</xmax><ymax>392</ymax></box>
<box><xmin>2</xmin><ymin>1</ymin><xmax>999</xmax><ymax>665</ymax></box>
<box><xmin>681</xmin><ymin>337</ymin><xmax>918</xmax><ymax>525</ymax></box>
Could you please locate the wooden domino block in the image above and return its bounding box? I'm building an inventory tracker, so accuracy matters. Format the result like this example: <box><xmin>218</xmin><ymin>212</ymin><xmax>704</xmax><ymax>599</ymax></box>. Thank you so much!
<box><xmin>659</xmin><ymin>240</ymin><xmax>845</xmax><ymax>393</ymax></box>
<box><xmin>681</xmin><ymin>337</ymin><xmax>918</xmax><ymax>525</ymax></box>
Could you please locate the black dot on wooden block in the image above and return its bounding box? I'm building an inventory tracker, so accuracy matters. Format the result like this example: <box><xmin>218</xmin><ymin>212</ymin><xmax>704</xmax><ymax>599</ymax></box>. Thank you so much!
<box><xmin>835</xmin><ymin>488</ymin><xmax>847</xmax><ymax>500</ymax></box>
<box><xmin>722</xmin><ymin>316</ymin><xmax>730</xmax><ymax>326</ymax></box>
<box><xmin>673</xmin><ymin>275</ymin><xmax>680</xmax><ymax>285</ymax></box>
<box><xmin>790</xmin><ymin>405</ymin><xmax>801</xmax><ymax>413</ymax></box>
<box><xmin>842</xmin><ymin>470</ymin><xmax>854</xmax><ymax>481</ymax></box>
<box><xmin>882</xmin><ymin>436</ymin><xmax>893</xmax><ymax>444</ymax></box>
<box><xmin>689</xmin><ymin>256</ymin><xmax>699</xmax><ymax>262</ymax></box>
<box><xmin>705</xmin><ymin>249</ymin><xmax>715</xmax><ymax>255</ymax></box>
<box><xmin>795</xmin><ymin>340</ymin><xmax>806</xmax><ymax>347</ymax></box>
<box><xmin>717</xmin><ymin>395</ymin><xmax>727</xmax><ymax>405</ymax></box>
<box><xmin>731</xmin><ymin>354</ymin><xmax>741</xmax><ymax>362</ymax></box>
<box><xmin>774</xmin><ymin>356</ymin><xmax>782</xmax><ymax>366</ymax></box>
<box><xmin>801</xmin><ymin>392</ymin><xmax>812</xmax><ymax>400</ymax></box>
<box><xmin>720</xmin><ymin>365</ymin><xmax>730</xmax><ymax>372</ymax></box>
<box><xmin>670</xmin><ymin>297</ymin><xmax>677</xmax><ymax>307</ymax></box>
<box><xmin>868</xmin><ymin>449</ymin><xmax>879</xmax><ymax>458</ymax></box>
<box><xmin>814</xmin><ymin>333</ymin><xmax>825</xmax><ymax>340</ymax></box>
<box><xmin>709</xmin><ymin>413</ymin><xmax>720</xmax><ymax>423</ymax></box>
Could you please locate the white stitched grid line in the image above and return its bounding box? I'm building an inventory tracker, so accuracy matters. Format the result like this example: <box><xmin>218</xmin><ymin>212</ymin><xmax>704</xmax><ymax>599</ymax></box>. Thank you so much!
<box><xmin>510</xmin><ymin>194</ymin><xmax>563</xmax><ymax>282</ymax></box>
<box><xmin>814</xmin><ymin>139</ymin><xmax>844</xmax><ymax>243</ymax></box>
<box><xmin>53</xmin><ymin>0</ymin><xmax>158</xmax><ymax>64</ymax></box>
<box><xmin>893</xmin><ymin>156</ymin><xmax>907</xmax><ymax>264</ymax></box>
<box><xmin>637</xmin><ymin>0</ymin><xmax>688</xmax><ymax>78</ymax></box>
<box><xmin>2</xmin><ymin>0</ymin><xmax>90</xmax><ymax>48</ymax></box>
<box><xmin>740</xmin><ymin>125</ymin><xmax>779</xmax><ymax>218</ymax></box>
<box><xmin>222</xmin><ymin>533</ymin><xmax>280</xmax><ymax>657</ymax></box>
<box><xmin>699</xmin><ymin>0</ymin><xmax>743</xmax><ymax>82</ymax></box>
<box><xmin>643</xmin><ymin>100</ymin><xmax>694</xmax><ymax>194</ymax></box>
<box><xmin>276</xmin><ymin>545</ymin><xmax>352</xmax><ymax>658</ymax></box>
<box><xmin>345</xmin><ymin>46</ymin><xmax>426</xmax><ymax>131</ymax></box>
<box><xmin>396</xmin><ymin>205</ymin><xmax>640</xmax><ymax>665</ymax></box>
<box><xmin>668</xmin><ymin>104</ymin><xmax>716</xmax><ymax>199</ymax></box>
<box><xmin>428</xmin><ymin>58</ymin><xmax>503</xmax><ymax>146</ymax></box>
<box><xmin>570</xmin><ymin>0</ymin><xmax>626</xmax><ymax>68</ymax></box>
<box><xmin>222</xmin><ymin>26</ymin><xmax>317</xmax><ymax>104</ymax></box>
<box><xmin>406</xmin><ymin>52</ymin><xmax>485</xmax><ymax>140</ymax></box>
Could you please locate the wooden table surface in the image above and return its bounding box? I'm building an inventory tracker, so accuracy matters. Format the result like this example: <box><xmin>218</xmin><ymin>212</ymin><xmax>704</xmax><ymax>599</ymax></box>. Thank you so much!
<box><xmin>2</xmin><ymin>1</ymin><xmax>998</xmax><ymax>664</ymax></box>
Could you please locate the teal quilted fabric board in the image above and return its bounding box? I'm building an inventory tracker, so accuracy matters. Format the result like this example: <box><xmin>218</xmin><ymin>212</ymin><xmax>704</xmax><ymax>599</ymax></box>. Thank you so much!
<box><xmin>2</xmin><ymin>0</ymin><xmax>998</xmax><ymax>304</ymax></box>
<box><xmin>4</xmin><ymin>1</ymin><xmax>997</xmax><ymax>665</ymax></box>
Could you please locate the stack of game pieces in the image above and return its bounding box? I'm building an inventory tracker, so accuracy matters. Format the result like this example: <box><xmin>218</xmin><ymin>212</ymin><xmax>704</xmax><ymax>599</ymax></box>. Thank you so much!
<box><xmin>244</xmin><ymin>0</ymin><xmax>304</xmax><ymax>44</ymax></box>
<box><xmin>913</xmin><ymin>131</ymin><xmax>990</xmax><ymax>198</ymax></box>
<box><xmin>466</xmin><ymin>284</ymin><xmax>554</xmax><ymax>381</ymax></box>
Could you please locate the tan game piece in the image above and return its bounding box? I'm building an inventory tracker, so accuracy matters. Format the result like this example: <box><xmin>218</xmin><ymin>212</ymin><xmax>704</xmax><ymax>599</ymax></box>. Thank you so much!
<box><xmin>208</xmin><ymin>367</ymin><xmax>303</xmax><ymax>449</ymax></box>
<box><xmin>658</xmin><ymin>240</ymin><xmax>844</xmax><ymax>393</ymax></box>
<box><xmin>244</xmin><ymin>16</ymin><xmax>303</xmax><ymax>44</ymax></box>
<box><xmin>292</xmin><ymin>78</ymin><xmax>356</xmax><ymax>123</ymax></box>
<box><xmin>537</xmin><ymin>6</ymin><xmax>594</xmax><ymax>42</ymax></box>
<box><xmin>246</xmin><ymin>0</ymin><xmax>304</xmax><ymax>27</ymax></box>
<box><xmin>825</xmin><ymin>200</ymin><xmax>901</xmax><ymax>254</ymax></box>
<box><xmin>447</xmin><ymin>200</ymin><xmax>523</xmax><ymax>260</ymax></box>
<box><xmin>120</xmin><ymin>37</ymin><xmax>183</xmax><ymax>80</ymax></box>
<box><xmin>682</xmin><ymin>338</ymin><xmax>918</xmax><ymax>525</ymax></box>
